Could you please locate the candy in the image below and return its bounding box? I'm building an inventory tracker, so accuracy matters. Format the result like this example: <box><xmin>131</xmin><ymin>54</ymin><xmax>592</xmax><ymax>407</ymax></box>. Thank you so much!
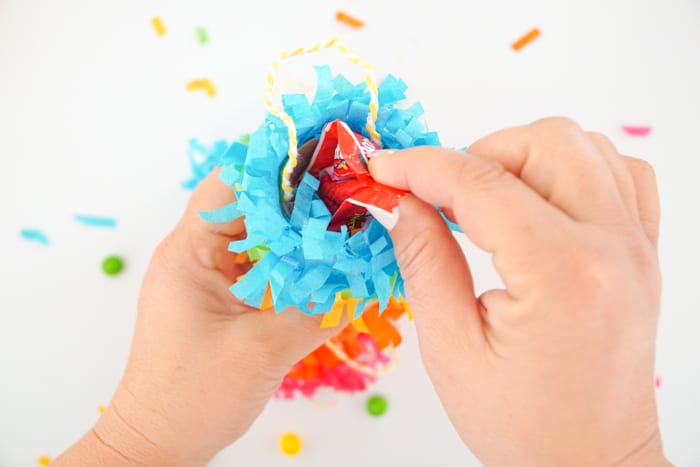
<box><xmin>366</xmin><ymin>394</ymin><xmax>388</xmax><ymax>416</ymax></box>
<box><xmin>279</xmin><ymin>432</ymin><xmax>302</xmax><ymax>456</ymax></box>
<box><xmin>102</xmin><ymin>256</ymin><xmax>124</xmax><ymax>276</ymax></box>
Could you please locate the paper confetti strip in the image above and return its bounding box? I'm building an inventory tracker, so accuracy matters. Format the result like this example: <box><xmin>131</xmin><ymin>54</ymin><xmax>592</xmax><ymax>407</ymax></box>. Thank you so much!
<box><xmin>20</xmin><ymin>229</ymin><xmax>49</xmax><ymax>245</ymax></box>
<box><xmin>151</xmin><ymin>17</ymin><xmax>166</xmax><ymax>36</ymax></box>
<box><xmin>195</xmin><ymin>27</ymin><xmax>208</xmax><ymax>45</ymax></box>
<box><xmin>512</xmin><ymin>27</ymin><xmax>541</xmax><ymax>51</ymax></box>
<box><xmin>74</xmin><ymin>214</ymin><xmax>117</xmax><ymax>228</ymax></box>
<box><xmin>36</xmin><ymin>455</ymin><xmax>52</xmax><ymax>466</ymax></box>
<box><xmin>622</xmin><ymin>125</ymin><xmax>652</xmax><ymax>137</ymax></box>
<box><xmin>187</xmin><ymin>79</ymin><xmax>217</xmax><ymax>98</ymax></box>
<box><xmin>336</xmin><ymin>11</ymin><xmax>365</xmax><ymax>28</ymax></box>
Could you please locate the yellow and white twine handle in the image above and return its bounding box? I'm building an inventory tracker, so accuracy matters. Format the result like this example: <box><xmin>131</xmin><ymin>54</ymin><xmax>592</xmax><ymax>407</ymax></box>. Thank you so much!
<box><xmin>264</xmin><ymin>37</ymin><xmax>381</xmax><ymax>201</ymax></box>
<box><xmin>324</xmin><ymin>341</ymin><xmax>398</xmax><ymax>378</ymax></box>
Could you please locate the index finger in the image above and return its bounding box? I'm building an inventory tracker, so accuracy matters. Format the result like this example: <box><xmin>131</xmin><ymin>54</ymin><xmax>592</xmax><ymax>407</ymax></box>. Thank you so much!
<box><xmin>369</xmin><ymin>147</ymin><xmax>572</xmax><ymax>262</ymax></box>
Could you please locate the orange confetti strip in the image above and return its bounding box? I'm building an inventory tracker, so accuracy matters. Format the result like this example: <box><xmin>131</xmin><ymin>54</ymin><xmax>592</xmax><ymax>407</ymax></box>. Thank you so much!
<box><xmin>361</xmin><ymin>301</ymin><xmax>403</xmax><ymax>350</ymax></box>
<box><xmin>512</xmin><ymin>27</ymin><xmax>541</xmax><ymax>51</ymax></box>
<box><xmin>151</xmin><ymin>17</ymin><xmax>166</xmax><ymax>36</ymax></box>
<box><xmin>336</xmin><ymin>11</ymin><xmax>365</xmax><ymax>28</ymax></box>
<box><xmin>186</xmin><ymin>79</ymin><xmax>217</xmax><ymax>98</ymax></box>
<box><xmin>37</xmin><ymin>455</ymin><xmax>52</xmax><ymax>466</ymax></box>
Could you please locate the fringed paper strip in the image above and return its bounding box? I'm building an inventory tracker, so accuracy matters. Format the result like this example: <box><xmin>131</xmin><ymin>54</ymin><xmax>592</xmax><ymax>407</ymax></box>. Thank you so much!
<box><xmin>277</xmin><ymin>297</ymin><xmax>406</xmax><ymax>398</ymax></box>
<box><xmin>207</xmin><ymin>63</ymin><xmax>440</xmax><ymax>317</ymax></box>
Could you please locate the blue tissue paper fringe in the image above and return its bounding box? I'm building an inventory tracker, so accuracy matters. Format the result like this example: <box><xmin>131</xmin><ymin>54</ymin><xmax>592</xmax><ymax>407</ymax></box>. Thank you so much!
<box><xmin>197</xmin><ymin>66</ymin><xmax>444</xmax><ymax>316</ymax></box>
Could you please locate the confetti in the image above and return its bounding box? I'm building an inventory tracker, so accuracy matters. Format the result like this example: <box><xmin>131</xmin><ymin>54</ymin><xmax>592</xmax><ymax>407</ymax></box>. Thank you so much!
<box><xmin>277</xmin><ymin>298</ymin><xmax>404</xmax><ymax>399</ymax></box>
<box><xmin>182</xmin><ymin>138</ymin><xmax>230</xmax><ymax>190</ymax></box>
<box><xmin>186</xmin><ymin>79</ymin><xmax>217</xmax><ymax>98</ymax></box>
<box><xmin>366</xmin><ymin>394</ymin><xmax>388</xmax><ymax>416</ymax></box>
<box><xmin>655</xmin><ymin>376</ymin><xmax>662</xmax><ymax>389</ymax></box>
<box><xmin>36</xmin><ymin>455</ymin><xmax>52</xmax><ymax>466</ymax></box>
<box><xmin>97</xmin><ymin>403</ymin><xmax>106</xmax><ymax>414</ymax></box>
<box><xmin>74</xmin><ymin>214</ymin><xmax>117</xmax><ymax>228</ymax></box>
<box><xmin>622</xmin><ymin>125</ymin><xmax>652</xmax><ymax>137</ymax></box>
<box><xmin>20</xmin><ymin>229</ymin><xmax>49</xmax><ymax>245</ymax></box>
<box><xmin>102</xmin><ymin>256</ymin><xmax>124</xmax><ymax>276</ymax></box>
<box><xmin>151</xmin><ymin>17</ymin><xmax>166</xmax><ymax>36</ymax></box>
<box><xmin>195</xmin><ymin>27</ymin><xmax>208</xmax><ymax>45</ymax></box>
<box><xmin>279</xmin><ymin>432</ymin><xmax>302</xmax><ymax>456</ymax></box>
<box><xmin>336</xmin><ymin>11</ymin><xmax>365</xmax><ymax>29</ymax></box>
<box><xmin>512</xmin><ymin>27</ymin><xmax>541</xmax><ymax>51</ymax></box>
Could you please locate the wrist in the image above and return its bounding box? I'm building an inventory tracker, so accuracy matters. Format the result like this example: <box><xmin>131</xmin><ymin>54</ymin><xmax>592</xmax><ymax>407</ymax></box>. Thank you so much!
<box><xmin>91</xmin><ymin>402</ymin><xmax>186</xmax><ymax>467</ymax></box>
<box><xmin>91</xmin><ymin>378</ymin><xmax>212</xmax><ymax>467</ymax></box>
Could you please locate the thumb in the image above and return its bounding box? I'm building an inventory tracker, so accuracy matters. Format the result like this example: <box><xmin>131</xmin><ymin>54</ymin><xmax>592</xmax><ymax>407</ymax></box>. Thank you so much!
<box><xmin>388</xmin><ymin>194</ymin><xmax>484</xmax><ymax>350</ymax></box>
<box><xmin>186</xmin><ymin>168</ymin><xmax>246</xmax><ymax>238</ymax></box>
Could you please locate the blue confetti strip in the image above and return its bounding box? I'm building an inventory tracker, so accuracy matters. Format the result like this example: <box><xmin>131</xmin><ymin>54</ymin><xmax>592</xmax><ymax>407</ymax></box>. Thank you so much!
<box><xmin>20</xmin><ymin>229</ymin><xmax>49</xmax><ymax>245</ymax></box>
<box><xmin>195</xmin><ymin>65</ymin><xmax>453</xmax><ymax>316</ymax></box>
<box><xmin>74</xmin><ymin>214</ymin><xmax>117</xmax><ymax>228</ymax></box>
<box><xmin>182</xmin><ymin>138</ymin><xmax>231</xmax><ymax>190</ymax></box>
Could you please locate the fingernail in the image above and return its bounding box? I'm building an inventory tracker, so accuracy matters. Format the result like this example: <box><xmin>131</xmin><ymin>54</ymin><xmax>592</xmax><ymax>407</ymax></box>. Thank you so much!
<box><xmin>368</xmin><ymin>149</ymin><xmax>396</xmax><ymax>176</ymax></box>
<box><xmin>370</xmin><ymin>149</ymin><xmax>397</xmax><ymax>159</ymax></box>
<box><xmin>367</xmin><ymin>205</ymin><xmax>399</xmax><ymax>232</ymax></box>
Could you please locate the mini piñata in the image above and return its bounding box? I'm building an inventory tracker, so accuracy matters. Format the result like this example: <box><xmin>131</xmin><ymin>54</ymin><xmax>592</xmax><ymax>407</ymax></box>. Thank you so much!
<box><xmin>191</xmin><ymin>38</ymin><xmax>454</xmax><ymax>398</ymax></box>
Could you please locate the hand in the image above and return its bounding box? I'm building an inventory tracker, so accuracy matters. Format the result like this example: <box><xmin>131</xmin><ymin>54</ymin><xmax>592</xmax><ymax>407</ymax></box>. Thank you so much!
<box><xmin>55</xmin><ymin>170</ymin><xmax>340</xmax><ymax>466</ymax></box>
<box><xmin>369</xmin><ymin>118</ymin><xmax>668</xmax><ymax>466</ymax></box>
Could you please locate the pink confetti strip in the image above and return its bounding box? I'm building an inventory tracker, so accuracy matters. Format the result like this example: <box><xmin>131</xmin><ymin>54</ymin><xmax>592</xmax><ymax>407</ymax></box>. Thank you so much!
<box><xmin>622</xmin><ymin>125</ymin><xmax>652</xmax><ymax>137</ymax></box>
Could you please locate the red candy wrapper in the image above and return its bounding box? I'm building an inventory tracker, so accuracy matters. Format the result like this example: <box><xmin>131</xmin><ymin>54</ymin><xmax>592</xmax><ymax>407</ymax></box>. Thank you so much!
<box><xmin>307</xmin><ymin>120</ymin><xmax>406</xmax><ymax>233</ymax></box>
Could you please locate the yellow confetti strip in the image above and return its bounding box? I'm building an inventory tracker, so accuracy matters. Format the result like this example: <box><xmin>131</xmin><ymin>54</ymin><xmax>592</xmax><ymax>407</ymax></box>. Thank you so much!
<box><xmin>266</xmin><ymin>37</ymin><xmax>381</xmax><ymax>202</ymax></box>
<box><xmin>97</xmin><ymin>403</ymin><xmax>106</xmax><ymax>414</ymax></box>
<box><xmin>321</xmin><ymin>295</ymin><xmax>345</xmax><ymax>328</ymax></box>
<box><xmin>37</xmin><ymin>455</ymin><xmax>52</xmax><ymax>466</ymax></box>
<box><xmin>512</xmin><ymin>27</ymin><xmax>540</xmax><ymax>51</ymax></box>
<box><xmin>320</xmin><ymin>293</ymin><xmax>369</xmax><ymax>329</ymax></box>
<box><xmin>351</xmin><ymin>314</ymin><xmax>370</xmax><ymax>332</ymax></box>
<box><xmin>336</xmin><ymin>11</ymin><xmax>365</xmax><ymax>29</ymax></box>
<box><xmin>186</xmin><ymin>79</ymin><xmax>217</xmax><ymax>98</ymax></box>
<box><xmin>399</xmin><ymin>297</ymin><xmax>413</xmax><ymax>321</ymax></box>
<box><xmin>151</xmin><ymin>17</ymin><xmax>166</xmax><ymax>36</ymax></box>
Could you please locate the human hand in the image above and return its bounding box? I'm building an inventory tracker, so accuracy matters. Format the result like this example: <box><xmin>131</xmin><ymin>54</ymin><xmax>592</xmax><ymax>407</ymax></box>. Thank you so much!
<box><xmin>55</xmin><ymin>170</ymin><xmax>340</xmax><ymax>466</ymax></box>
<box><xmin>369</xmin><ymin>118</ymin><xmax>668</xmax><ymax>466</ymax></box>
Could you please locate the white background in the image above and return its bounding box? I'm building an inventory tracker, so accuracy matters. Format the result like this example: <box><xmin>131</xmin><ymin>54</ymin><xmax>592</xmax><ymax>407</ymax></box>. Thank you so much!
<box><xmin>1</xmin><ymin>1</ymin><xmax>699</xmax><ymax>465</ymax></box>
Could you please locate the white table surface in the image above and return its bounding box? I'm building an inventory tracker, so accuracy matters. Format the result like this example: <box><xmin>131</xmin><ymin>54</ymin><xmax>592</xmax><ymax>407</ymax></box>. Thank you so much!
<box><xmin>1</xmin><ymin>0</ymin><xmax>699</xmax><ymax>465</ymax></box>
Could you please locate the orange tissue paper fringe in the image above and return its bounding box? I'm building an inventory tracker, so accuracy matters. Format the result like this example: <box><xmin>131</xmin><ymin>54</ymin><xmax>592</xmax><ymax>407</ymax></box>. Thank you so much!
<box><xmin>276</xmin><ymin>294</ymin><xmax>409</xmax><ymax>399</ymax></box>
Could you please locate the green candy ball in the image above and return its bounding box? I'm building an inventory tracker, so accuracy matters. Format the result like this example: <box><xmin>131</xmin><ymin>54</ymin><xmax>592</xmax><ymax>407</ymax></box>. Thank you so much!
<box><xmin>366</xmin><ymin>394</ymin><xmax>388</xmax><ymax>417</ymax></box>
<box><xmin>102</xmin><ymin>256</ymin><xmax>124</xmax><ymax>276</ymax></box>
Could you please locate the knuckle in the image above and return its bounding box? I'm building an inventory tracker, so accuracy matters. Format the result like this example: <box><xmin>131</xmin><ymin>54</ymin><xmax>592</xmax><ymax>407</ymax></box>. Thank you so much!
<box><xmin>152</xmin><ymin>232</ymin><xmax>183</xmax><ymax>270</ymax></box>
<box><xmin>533</xmin><ymin>116</ymin><xmax>582</xmax><ymax>134</ymax></box>
<box><xmin>587</xmin><ymin>131</ymin><xmax>615</xmax><ymax>149</ymax></box>
<box><xmin>455</xmin><ymin>153</ymin><xmax>509</xmax><ymax>190</ymax></box>
<box><xmin>625</xmin><ymin>156</ymin><xmax>657</xmax><ymax>180</ymax></box>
